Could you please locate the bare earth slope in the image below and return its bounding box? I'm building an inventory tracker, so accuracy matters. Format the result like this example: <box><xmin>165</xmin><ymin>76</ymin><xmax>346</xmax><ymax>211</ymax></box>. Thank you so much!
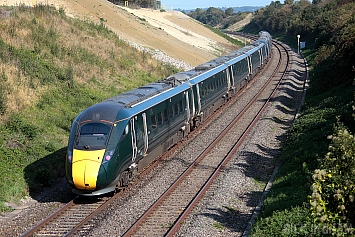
<box><xmin>1</xmin><ymin>0</ymin><xmax>237</xmax><ymax>67</ymax></box>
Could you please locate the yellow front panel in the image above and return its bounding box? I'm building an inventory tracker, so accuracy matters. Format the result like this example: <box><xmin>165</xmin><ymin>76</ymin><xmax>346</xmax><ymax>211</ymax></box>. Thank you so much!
<box><xmin>72</xmin><ymin>149</ymin><xmax>105</xmax><ymax>190</ymax></box>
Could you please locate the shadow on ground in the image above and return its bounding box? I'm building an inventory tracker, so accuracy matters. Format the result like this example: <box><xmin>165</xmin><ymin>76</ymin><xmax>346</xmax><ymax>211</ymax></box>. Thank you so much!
<box><xmin>23</xmin><ymin>147</ymin><xmax>76</xmax><ymax>203</ymax></box>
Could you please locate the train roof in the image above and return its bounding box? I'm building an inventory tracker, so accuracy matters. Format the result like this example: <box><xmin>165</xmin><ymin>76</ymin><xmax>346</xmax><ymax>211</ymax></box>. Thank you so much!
<box><xmin>83</xmin><ymin>31</ymin><xmax>271</xmax><ymax>117</ymax></box>
<box><xmin>102</xmin><ymin>82</ymin><xmax>173</xmax><ymax>108</ymax></box>
<box><xmin>109</xmin><ymin>56</ymin><xmax>232</xmax><ymax>109</ymax></box>
<box><xmin>98</xmin><ymin>43</ymin><xmax>261</xmax><ymax>109</ymax></box>
<box><xmin>77</xmin><ymin>100</ymin><xmax>122</xmax><ymax>123</ymax></box>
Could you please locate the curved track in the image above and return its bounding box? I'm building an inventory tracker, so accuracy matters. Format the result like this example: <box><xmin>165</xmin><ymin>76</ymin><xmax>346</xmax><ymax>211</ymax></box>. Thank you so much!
<box><xmin>20</xmin><ymin>38</ymin><xmax>290</xmax><ymax>237</ymax></box>
<box><xmin>122</xmin><ymin>39</ymin><xmax>290</xmax><ymax>236</ymax></box>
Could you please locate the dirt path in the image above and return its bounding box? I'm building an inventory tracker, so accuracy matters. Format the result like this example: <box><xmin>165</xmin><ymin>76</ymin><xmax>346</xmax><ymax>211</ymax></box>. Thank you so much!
<box><xmin>1</xmin><ymin>0</ymin><xmax>238</xmax><ymax>66</ymax></box>
<box><xmin>225</xmin><ymin>12</ymin><xmax>252</xmax><ymax>31</ymax></box>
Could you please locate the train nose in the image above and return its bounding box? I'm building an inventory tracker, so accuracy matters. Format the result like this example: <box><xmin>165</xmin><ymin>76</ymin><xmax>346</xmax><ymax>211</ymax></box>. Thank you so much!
<box><xmin>72</xmin><ymin>149</ymin><xmax>105</xmax><ymax>190</ymax></box>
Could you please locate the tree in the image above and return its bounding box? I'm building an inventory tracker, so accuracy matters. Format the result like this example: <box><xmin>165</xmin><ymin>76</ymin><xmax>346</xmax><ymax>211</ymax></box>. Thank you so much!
<box><xmin>312</xmin><ymin>0</ymin><xmax>322</xmax><ymax>4</ymax></box>
<box><xmin>225</xmin><ymin>7</ymin><xmax>234</xmax><ymax>16</ymax></box>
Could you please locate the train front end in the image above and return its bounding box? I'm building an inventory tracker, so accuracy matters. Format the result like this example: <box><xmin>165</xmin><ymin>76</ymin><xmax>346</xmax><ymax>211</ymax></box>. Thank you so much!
<box><xmin>65</xmin><ymin>102</ymin><xmax>129</xmax><ymax>196</ymax></box>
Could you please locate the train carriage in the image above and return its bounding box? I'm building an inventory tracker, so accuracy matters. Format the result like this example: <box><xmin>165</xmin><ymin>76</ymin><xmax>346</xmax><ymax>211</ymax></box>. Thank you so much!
<box><xmin>225</xmin><ymin>51</ymin><xmax>250</xmax><ymax>92</ymax></box>
<box><xmin>66</xmin><ymin>31</ymin><xmax>272</xmax><ymax>196</ymax></box>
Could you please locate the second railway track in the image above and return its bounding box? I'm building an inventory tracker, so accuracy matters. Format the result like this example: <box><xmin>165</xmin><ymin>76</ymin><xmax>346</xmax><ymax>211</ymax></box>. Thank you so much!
<box><xmin>10</xmin><ymin>38</ymin><xmax>308</xmax><ymax>237</ymax></box>
<box><xmin>121</xmin><ymin>40</ymin><xmax>290</xmax><ymax>237</ymax></box>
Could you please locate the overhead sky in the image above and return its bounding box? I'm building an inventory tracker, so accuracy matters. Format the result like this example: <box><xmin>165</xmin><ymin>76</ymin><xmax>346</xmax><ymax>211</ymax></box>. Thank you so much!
<box><xmin>161</xmin><ymin>0</ymin><xmax>272</xmax><ymax>10</ymax></box>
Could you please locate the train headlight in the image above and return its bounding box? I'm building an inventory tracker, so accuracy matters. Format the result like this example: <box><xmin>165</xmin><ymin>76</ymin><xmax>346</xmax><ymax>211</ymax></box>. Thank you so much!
<box><xmin>103</xmin><ymin>150</ymin><xmax>114</xmax><ymax>163</ymax></box>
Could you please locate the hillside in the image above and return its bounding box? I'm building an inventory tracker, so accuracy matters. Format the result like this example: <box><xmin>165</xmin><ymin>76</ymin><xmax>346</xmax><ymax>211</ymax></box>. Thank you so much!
<box><xmin>2</xmin><ymin>0</ymin><xmax>238</xmax><ymax>67</ymax></box>
<box><xmin>0</xmin><ymin>0</ymin><xmax>246</xmax><ymax>212</ymax></box>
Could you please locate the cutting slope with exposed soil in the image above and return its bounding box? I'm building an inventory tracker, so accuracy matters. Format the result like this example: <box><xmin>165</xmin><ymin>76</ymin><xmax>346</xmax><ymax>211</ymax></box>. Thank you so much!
<box><xmin>2</xmin><ymin>0</ymin><xmax>238</xmax><ymax>66</ymax></box>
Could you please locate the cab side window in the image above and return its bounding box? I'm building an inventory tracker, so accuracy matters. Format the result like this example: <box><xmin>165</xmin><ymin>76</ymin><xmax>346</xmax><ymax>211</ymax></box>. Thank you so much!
<box><xmin>123</xmin><ymin>124</ymin><xmax>129</xmax><ymax>135</ymax></box>
<box><xmin>119</xmin><ymin>124</ymin><xmax>129</xmax><ymax>142</ymax></box>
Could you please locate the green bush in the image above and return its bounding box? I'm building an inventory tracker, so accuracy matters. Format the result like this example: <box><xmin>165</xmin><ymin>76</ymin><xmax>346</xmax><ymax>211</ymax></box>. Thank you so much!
<box><xmin>309</xmin><ymin>126</ymin><xmax>355</xmax><ymax>235</ymax></box>
<box><xmin>251</xmin><ymin>206</ymin><xmax>313</xmax><ymax>237</ymax></box>
<box><xmin>6</xmin><ymin>114</ymin><xmax>40</xmax><ymax>139</ymax></box>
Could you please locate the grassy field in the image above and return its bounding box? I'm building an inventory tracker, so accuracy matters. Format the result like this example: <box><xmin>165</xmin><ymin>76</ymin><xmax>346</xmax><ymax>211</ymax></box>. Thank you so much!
<box><xmin>0</xmin><ymin>4</ymin><xmax>178</xmax><ymax>211</ymax></box>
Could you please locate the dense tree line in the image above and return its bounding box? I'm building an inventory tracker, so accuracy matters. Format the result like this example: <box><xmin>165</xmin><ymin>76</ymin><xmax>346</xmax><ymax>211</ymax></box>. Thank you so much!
<box><xmin>187</xmin><ymin>7</ymin><xmax>250</xmax><ymax>29</ymax></box>
<box><xmin>252</xmin><ymin>0</ymin><xmax>355</xmax><ymax>94</ymax></box>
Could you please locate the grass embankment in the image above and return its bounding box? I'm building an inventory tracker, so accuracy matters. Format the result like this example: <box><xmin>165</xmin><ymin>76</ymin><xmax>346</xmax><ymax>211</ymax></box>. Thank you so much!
<box><xmin>248</xmin><ymin>35</ymin><xmax>354</xmax><ymax>235</ymax></box>
<box><xmin>0</xmin><ymin>4</ymin><xmax>177</xmax><ymax>211</ymax></box>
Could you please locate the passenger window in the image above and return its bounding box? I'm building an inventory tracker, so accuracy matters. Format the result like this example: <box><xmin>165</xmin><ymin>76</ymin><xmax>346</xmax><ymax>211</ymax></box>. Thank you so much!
<box><xmin>174</xmin><ymin>103</ymin><xmax>179</xmax><ymax>115</ymax></box>
<box><xmin>169</xmin><ymin>106</ymin><xmax>174</xmax><ymax>118</ymax></box>
<box><xmin>164</xmin><ymin>109</ymin><xmax>168</xmax><ymax>122</ymax></box>
<box><xmin>151</xmin><ymin>115</ymin><xmax>157</xmax><ymax>129</ymax></box>
<box><xmin>123</xmin><ymin>124</ymin><xmax>129</xmax><ymax>135</ymax></box>
<box><xmin>157</xmin><ymin>112</ymin><xmax>163</xmax><ymax>126</ymax></box>
<box><xmin>179</xmin><ymin>101</ymin><xmax>183</xmax><ymax>113</ymax></box>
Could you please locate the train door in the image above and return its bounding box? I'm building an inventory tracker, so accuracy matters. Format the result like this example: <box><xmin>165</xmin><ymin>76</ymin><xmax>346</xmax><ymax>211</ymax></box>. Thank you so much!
<box><xmin>228</xmin><ymin>66</ymin><xmax>235</xmax><ymax>93</ymax></box>
<box><xmin>142</xmin><ymin>113</ymin><xmax>149</xmax><ymax>155</ymax></box>
<box><xmin>184</xmin><ymin>88</ymin><xmax>195</xmax><ymax>132</ymax></box>
<box><xmin>185</xmin><ymin>90</ymin><xmax>191</xmax><ymax>132</ymax></box>
<box><xmin>130</xmin><ymin>115</ymin><xmax>146</xmax><ymax>162</ymax></box>
<box><xmin>247</xmin><ymin>55</ymin><xmax>252</xmax><ymax>80</ymax></box>
<box><xmin>226</xmin><ymin>66</ymin><xmax>232</xmax><ymax>93</ymax></box>
<box><xmin>195</xmin><ymin>83</ymin><xmax>201</xmax><ymax>116</ymax></box>
<box><xmin>189</xmin><ymin>88</ymin><xmax>196</xmax><ymax>120</ymax></box>
<box><xmin>130</xmin><ymin>118</ymin><xmax>137</xmax><ymax>162</ymax></box>
<box><xmin>192</xmin><ymin>83</ymin><xmax>202</xmax><ymax>127</ymax></box>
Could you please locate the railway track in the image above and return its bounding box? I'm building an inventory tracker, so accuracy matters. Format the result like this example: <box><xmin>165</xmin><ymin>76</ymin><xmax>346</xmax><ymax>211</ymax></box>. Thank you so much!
<box><xmin>20</xmin><ymin>194</ymin><xmax>119</xmax><ymax>237</ymax></box>
<box><xmin>19</xmin><ymin>39</ymin><xmax>290</xmax><ymax>237</ymax></box>
<box><xmin>121</xmin><ymin>40</ymin><xmax>290</xmax><ymax>236</ymax></box>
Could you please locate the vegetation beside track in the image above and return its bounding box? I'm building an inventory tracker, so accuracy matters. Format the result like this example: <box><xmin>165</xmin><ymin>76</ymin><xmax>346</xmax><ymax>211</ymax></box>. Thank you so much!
<box><xmin>0</xmin><ymin>4</ymin><xmax>178</xmax><ymax>211</ymax></box>
<box><xmin>236</xmin><ymin>1</ymin><xmax>355</xmax><ymax>236</ymax></box>
<box><xmin>1</xmin><ymin>2</ymin><xmax>354</xmax><ymax>236</ymax></box>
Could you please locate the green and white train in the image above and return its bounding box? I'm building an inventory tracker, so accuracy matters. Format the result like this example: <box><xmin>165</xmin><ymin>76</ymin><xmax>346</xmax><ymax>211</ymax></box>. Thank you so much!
<box><xmin>65</xmin><ymin>31</ymin><xmax>272</xmax><ymax>196</ymax></box>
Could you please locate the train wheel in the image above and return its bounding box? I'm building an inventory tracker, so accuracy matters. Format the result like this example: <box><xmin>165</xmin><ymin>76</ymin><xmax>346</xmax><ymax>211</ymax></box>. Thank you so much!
<box><xmin>194</xmin><ymin>117</ymin><xmax>200</xmax><ymax>128</ymax></box>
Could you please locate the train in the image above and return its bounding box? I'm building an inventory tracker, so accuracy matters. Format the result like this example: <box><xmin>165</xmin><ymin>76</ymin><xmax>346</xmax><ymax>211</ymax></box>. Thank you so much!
<box><xmin>65</xmin><ymin>31</ymin><xmax>272</xmax><ymax>196</ymax></box>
